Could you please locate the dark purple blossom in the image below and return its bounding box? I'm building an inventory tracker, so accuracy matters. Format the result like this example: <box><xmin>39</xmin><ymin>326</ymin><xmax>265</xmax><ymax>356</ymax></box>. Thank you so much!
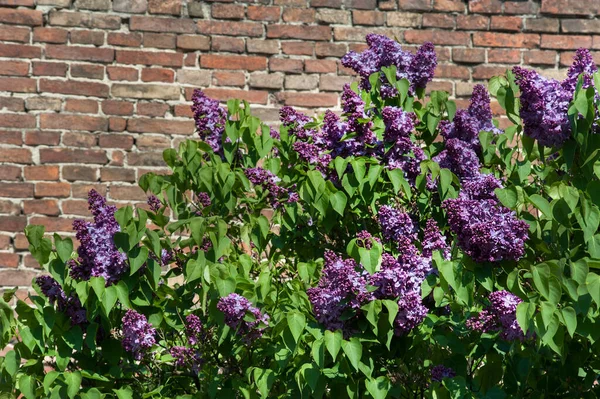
<box><xmin>245</xmin><ymin>167</ymin><xmax>296</xmax><ymax>208</ymax></box>
<box><xmin>461</xmin><ymin>173</ymin><xmax>503</xmax><ymax>200</ymax></box>
<box><xmin>342</xmin><ymin>84</ymin><xmax>376</xmax><ymax>153</ymax></box>
<box><xmin>185</xmin><ymin>314</ymin><xmax>203</xmax><ymax>346</ymax></box>
<box><xmin>385</xmin><ymin>137</ymin><xmax>427</xmax><ymax>184</ymax></box>
<box><xmin>279</xmin><ymin>106</ymin><xmax>313</xmax><ymax>139</ymax></box>
<box><xmin>422</xmin><ymin>219</ymin><xmax>450</xmax><ymax>259</ymax></box>
<box><xmin>443</xmin><ymin>196</ymin><xmax>529</xmax><ymax>263</ymax></box>
<box><xmin>36</xmin><ymin>275</ymin><xmax>66</xmax><ymax>305</ymax></box>
<box><xmin>431</xmin><ymin>365</ymin><xmax>456</xmax><ymax>382</ymax></box>
<box><xmin>468</xmin><ymin>85</ymin><xmax>503</xmax><ymax>136</ymax></box>
<box><xmin>434</xmin><ymin>138</ymin><xmax>481</xmax><ymax>179</ymax></box>
<box><xmin>382</xmin><ymin>106</ymin><xmax>417</xmax><ymax>142</ymax></box>
<box><xmin>70</xmin><ymin>190</ymin><xmax>127</xmax><ymax>285</ymax></box>
<box><xmin>377</xmin><ymin>205</ymin><xmax>417</xmax><ymax>243</ymax></box>
<box><xmin>217</xmin><ymin>293</ymin><xmax>270</xmax><ymax>342</ymax></box>
<box><xmin>563</xmin><ymin>48</ymin><xmax>597</xmax><ymax>92</ymax></box>
<box><xmin>467</xmin><ymin>290</ymin><xmax>525</xmax><ymax>341</ymax></box>
<box><xmin>147</xmin><ymin>195</ymin><xmax>161</xmax><ymax>212</ymax></box>
<box><xmin>395</xmin><ymin>290</ymin><xmax>428</xmax><ymax>335</ymax></box>
<box><xmin>356</xmin><ymin>230</ymin><xmax>377</xmax><ymax>249</ymax></box>
<box><xmin>196</xmin><ymin>192</ymin><xmax>211</xmax><ymax>208</ymax></box>
<box><xmin>191</xmin><ymin>89</ymin><xmax>227</xmax><ymax>154</ymax></box>
<box><xmin>121</xmin><ymin>310</ymin><xmax>156</xmax><ymax>360</ymax></box>
<box><xmin>170</xmin><ymin>346</ymin><xmax>203</xmax><ymax>372</ymax></box>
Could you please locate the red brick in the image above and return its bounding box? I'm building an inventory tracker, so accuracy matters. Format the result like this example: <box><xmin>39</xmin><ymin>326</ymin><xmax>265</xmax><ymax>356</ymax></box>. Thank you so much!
<box><xmin>0</xmin><ymin>183</ymin><xmax>33</xmax><ymax>198</ymax></box>
<box><xmin>0</xmin><ymin>235</ymin><xmax>10</xmax><ymax>250</ymax></box>
<box><xmin>283</xmin><ymin>8</ymin><xmax>316</xmax><ymax>23</ymax></box>
<box><xmin>40</xmin><ymin>79</ymin><xmax>110</xmax><ymax>97</ymax></box>
<box><xmin>141</xmin><ymin>68</ymin><xmax>175</xmax><ymax>83</ymax></box>
<box><xmin>46</xmin><ymin>44</ymin><xmax>114</xmax><ymax>63</ymax></box>
<box><xmin>468</xmin><ymin>0</ymin><xmax>502</xmax><ymax>13</ymax></box>
<box><xmin>282</xmin><ymin>41</ymin><xmax>314</xmax><ymax>56</ymax></box>
<box><xmin>176</xmin><ymin>35</ymin><xmax>210</xmax><ymax>51</ymax></box>
<box><xmin>197</xmin><ymin>88</ymin><xmax>268</xmax><ymax>105</ymax></box>
<box><xmin>422</xmin><ymin>13</ymin><xmax>454</xmax><ymax>29</ymax></box>
<box><xmin>0</xmin><ymin>97</ymin><xmax>24</xmax><ymax>112</ymax></box>
<box><xmin>137</xmin><ymin>102</ymin><xmax>169</xmax><ymax>117</ymax></box>
<box><xmin>62</xmin><ymin>200</ymin><xmax>91</xmax><ymax>216</ymax></box>
<box><xmin>453</xmin><ymin>48</ymin><xmax>485</xmax><ymax>64</ymax></box>
<box><xmin>40</xmin><ymin>114</ymin><xmax>108</xmax><ymax>131</ymax></box>
<box><xmin>345</xmin><ymin>0</ymin><xmax>376</xmax><ymax>9</ymax></box>
<box><xmin>29</xmin><ymin>216</ymin><xmax>75</xmax><ymax>233</ymax></box>
<box><xmin>201</xmin><ymin>54</ymin><xmax>266</xmax><ymax>71</ymax></box>
<box><xmin>541</xmin><ymin>34</ymin><xmax>592</xmax><ymax>50</ymax></box>
<box><xmin>473</xmin><ymin>66</ymin><xmax>508</xmax><ymax>80</ymax></box>
<box><xmin>0</xmin><ymin>26</ymin><xmax>30</xmax><ymax>43</ymax></box>
<box><xmin>130</xmin><ymin>16</ymin><xmax>196</xmax><ymax>33</ymax></box>
<box><xmin>0</xmin><ymin>77</ymin><xmax>35</xmax><ymax>93</ymax></box>
<box><xmin>436</xmin><ymin>64</ymin><xmax>470</xmax><ymax>79</ymax></box>
<box><xmin>100</xmin><ymin>168</ymin><xmax>136</xmax><ymax>182</ymax></box>
<box><xmin>310</xmin><ymin>0</ymin><xmax>342</xmax><ymax>7</ymax></box>
<box><xmin>24</xmin><ymin>165</ymin><xmax>59</xmax><ymax>181</ymax></box>
<box><xmin>456</xmin><ymin>15</ymin><xmax>489</xmax><ymax>30</ymax></box>
<box><xmin>490</xmin><ymin>16</ymin><xmax>523</xmax><ymax>32</ymax></box>
<box><xmin>107</xmin><ymin>32</ymin><xmax>142</xmax><ymax>47</ymax></box>
<box><xmin>305</xmin><ymin>59</ymin><xmax>337</xmax><ymax>73</ymax></box>
<box><xmin>0</xmin><ymin>43</ymin><xmax>41</xmax><ymax>58</ymax></box>
<box><xmin>212</xmin><ymin>4</ymin><xmax>245</xmax><ymax>19</ymax></box>
<box><xmin>0</xmin><ymin>165</ymin><xmax>21</xmax><ymax>181</ymax></box>
<box><xmin>315</xmin><ymin>42</ymin><xmax>347</xmax><ymax>57</ymax></box>
<box><xmin>173</xmin><ymin>104</ymin><xmax>194</xmax><ymax>118</ymax></box>
<box><xmin>33</xmin><ymin>27</ymin><xmax>68</xmax><ymax>43</ymax></box>
<box><xmin>0</xmin><ymin>148</ymin><xmax>31</xmax><ymax>164</ymax></box>
<box><xmin>107</xmin><ymin>66</ymin><xmax>138</xmax><ymax>81</ymax></box>
<box><xmin>488</xmin><ymin>49</ymin><xmax>521</xmax><ymax>64</ymax></box>
<box><xmin>247</xmin><ymin>5</ymin><xmax>280</xmax><ymax>21</ymax></box>
<box><xmin>91</xmin><ymin>14</ymin><xmax>121</xmax><ymax>30</ymax></box>
<box><xmin>0</xmin><ymin>114</ymin><xmax>35</xmax><ymax>129</ymax></box>
<box><xmin>212</xmin><ymin>36</ymin><xmax>245</xmax><ymax>53</ymax></box>
<box><xmin>127</xmin><ymin>118</ymin><xmax>195</xmax><ymax>135</ymax></box>
<box><xmin>0</xmin><ymin>254</ymin><xmax>20</xmax><ymax>268</ymax></box>
<box><xmin>432</xmin><ymin>0</ymin><xmax>464</xmax><ymax>12</ymax></box>
<box><xmin>405</xmin><ymin>30</ymin><xmax>469</xmax><ymax>46</ymax></box>
<box><xmin>102</xmin><ymin>100</ymin><xmax>134</xmax><ymax>116</ymax></box>
<box><xmin>269</xmin><ymin>57</ymin><xmax>303</xmax><ymax>73</ymax></box>
<box><xmin>110</xmin><ymin>117</ymin><xmax>127</xmax><ymax>132</ymax></box>
<box><xmin>148</xmin><ymin>0</ymin><xmax>181</xmax><ymax>15</ymax></box>
<box><xmin>562</xmin><ymin>19</ymin><xmax>600</xmax><ymax>34</ymax></box>
<box><xmin>24</xmin><ymin>131</ymin><xmax>60</xmax><ymax>146</ymax></box>
<box><xmin>267</xmin><ymin>24</ymin><xmax>331</xmax><ymax>41</ymax></box>
<box><xmin>70</xmin><ymin>63</ymin><xmax>104</xmax><ymax>79</ymax></box>
<box><xmin>541</xmin><ymin>0</ymin><xmax>600</xmax><ymax>16</ymax></box>
<box><xmin>213</xmin><ymin>71</ymin><xmax>245</xmax><ymax>87</ymax></box>
<box><xmin>62</xmin><ymin>165</ymin><xmax>98</xmax><ymax>181</ymax></box>
<box><xmin>0</xmin><ymin>8</ymin><xmax>42</xmax><ymax>26</ymax></box>
<box><xmin>504</xmin><ymin>1</ymin><xmax>537</xmax><ymax>14</ymax></box>
<box><xmin>136</xmin><ymin>134</ymin><xmax>171</xmax><ymax>148</ymax></box>
<box><xmin>127</xmin><ymin>152</ymin><xmax>165</xmax><ymax>167</ymax></box>
<box><xmin>32</xmin><ymin>61</ymin><xmax>67</xmax><ymax>76</ymax></box>
<box><xmin>0</xmin><ymin>201</ymin><xmax>19</xmax><ymax>215</ymax></box>
<box><xmin>0</xmin><ymin>61</ymin><xmax>29</xmax><ymax>76</ymax></box>
<box><xmin>197</xmin><ymin>20</ymin><xmax>263</xmax><ymax>37</ymax></box>
<box><xmin>98</xmin><ymin>134</ymin><xmax>133</xmax><ymax>150</ymax></box>
<box><xmin>0</xmin><ymin>270</ymin><xmax>37</xmax><ymax>286</ymax></box>
<box><xmin>276</xmin><ymin>92</ymin><xmax>338</xmax><ymax>107</ymax></box>
<box><xmin>143</xmin><ymin>33</ymin><xmax>176</xmax><ymax>49</ymax></box>
<box><xmin>109</xmin><ymin>185</ymin><xmax>145</xmax><ymax>201</ymax></box>
<box><xmin>24</xmin><ymin>199</ymin><xmax>60</xmax><ymax>215</ymax></box>
<box><xmin>0</xmin><ymin>130</ymin><xmax>22</xmax><ymax>145</ymax></box>
<box><xmin>65</xmin><ymin>99</ymin><xmax>98</xmax><ymax>114</ymax></box>
<box><xmin>473</xmin><ymin>32</ymin><xmax>540</xmax><ymax>48</ymax></box>
<box><xmin>116</xmin><ymin>50</ymin><xmax>183</xmax><ymax>67</ymax></box>
<box><xmin>70</xmin><ymin>30</ymin><xmax>104</xmax><ymax>46</ymax></box>
<box><xmin>40</xmin><ymin>148</ymin><xmax>108</xmax><ymax>164</ymax></box>
<box><xmin>72</xmin><ymin>183</ymin><xmax>106</xmax><ymax>197</ymax></box>
<box><xmin>524</xmin><ymin>50</ymin><xmax>557</xmax><ymax>66</ymax></box>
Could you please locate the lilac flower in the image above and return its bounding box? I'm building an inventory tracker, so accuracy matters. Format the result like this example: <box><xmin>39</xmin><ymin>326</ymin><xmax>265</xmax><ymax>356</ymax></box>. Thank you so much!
<box><xmin>513</xmin><ymin>66</ymin><xmax>573</xmax><ymax>148</ymax></box>
<box><xmin>563</xmin><ymin>48</ymin><xmax>597</xmax><ymax>92</ymax></box>
<box><xmin>395</xmin><ymin>290</ymin><xmax>428</xmax><ymax>335</ymax></box>
<box><xmin>422</xmin><ymin>219</ymin><xmax>450</xmax><ymax>259</ymax></box>
<box><xmin>217</xmin><ymin>293</ymin><xmax>270</xmax><ymax>342</ymax></box>
<box><xmin>279</xmin><ymin>106</ymin><xmax>313</xmax><ymax>139</ymax></box>
<box><xmin>443</xmin><ymin>196</ymin><xmax>529</xmax><ymax>263</ymax></box>
<box><xmin>245</xmin><ymin>167</ymin><xmax>296</xmax><ymax>208</ymax></box>
<box><xmin>316</xmin><ymin>110</ymin><xmax>350</xmax><ymax>157</ymax></box>
<box><xmin>121</xmin><ymin>310</ymin><xmax>156</xmax><ymax>360</ymax></box>
<box><xmin>377</xmin><ymin>205</ymin><xmax>417</xmax><ymax>243</ymax></box>
<box><xmin>269</xmin><ymin>127</ymin><xmax>280</xmax><ymax>140</ymax></box>
<box><xmin>434</xmin><ymin>138</ymin><xmax>481</xmax><ymax>179</ymax></box>
<box><xmin>382</xmin><ymin>106</ymin><xmax>417</xmax><ymax>142</ymax></box>
<box><xmin>69</xmin><ymin>190</ymin><xmax>127</xmax><ymax>285</ymax></box>
<box><xmin>147</xmin><ymin>195</ymin><xmax>161</xmax><ymax>212</ymax></box>
<box><xmin>191</xmin><ymin>89</ymin><xmax>227</xmax><ymax>154</ymax></box>
<box><xmin>461</xmin><ymin>173</ymin><xmax>503</xmax><ymax>201</ymax></box>
<box><xmin>341</xmin><ymin>34</ymin><xmax>436</xmax><ymax>94</ymax></box>
<box><xmin>196</xmin><ymin>192</ymin><xmax>211</xmax><ymax>208</ymax></box>
<box><xmin>342</xmin><ymin>84</ymin><xmax>376</xmax><ymax>153</ymax></box>
<box><xmin>170</xmin><ymin>346</ymin><xmax>203</xmax><ymax>373</ymax></box>
<box><xmin>63</xmin><ymin>295</ymin><xmax>87</xmax><ymax>326</ymax></box>
<box><xmin>185</xmin><ymin>314</ymin><xmax>203</xmax><ymax>346</ymax></box>
<box><xmin>439</xmin><ymin>110</ymin><xmax>481</xmax><ymax>150</ymax></box>
<box><xmin>431</xmin><ymin>365</ymin><xmax>456</xmax><ymax>382</ymax></box>
<box><xmin>468</xmin><ymin>85</ymin><xmax>503</xmax><ymax>136</ymax></box>
<box><xmin>385</xmin><ymin>137</ymin><xmax>427</xmax><ymax>185</ymax></box>
<box><xmin>467</xmin><ymin>290</ymin><xmax>525</xmax><ymax>341</ymax></box>
<box><xmin>160</xmin><ymin>249</ymin><xmax>173</xmax><ymax>266</ymax></box>
<box><xmin>356</xmin><ymin>230</ymin><xmax>375</xmax><ymax>250</ymax></box>
<box><xmin>36</xmin><ymin>275</ymin><xmax>66</xmax><ymax>305</ymax></box>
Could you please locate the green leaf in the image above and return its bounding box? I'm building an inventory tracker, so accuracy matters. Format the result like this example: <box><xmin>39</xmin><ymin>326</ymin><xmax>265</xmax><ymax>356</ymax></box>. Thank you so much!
<box><xmin>129</xmin><ymin>246</ymin><xmax>148</xmax><ymax>276</ymax></box>
<box><xmin>495</xmin><ymin>187</ymin><xmax>518</xmax><ymax>209</ymax></box>
<box><xmin>516</xmin><ymin>302</ymin><xmax>535</xmax><ymax>334</ymax></box>
<box><xmin>102</xmin><ymin>285</ymin><xmax>118</xmax><ymax>316</ymax></box>
<box><xmin>65</xmin><ymin>371</ymin><xmax>82</xmax><ymax>399</ymax></box>
<box><xmin>387</xmin><ymin>169</ymin><xmax>411</xmax><ymax>199</ymax></box>
<box><xmin>114</xmin><ymin>387</ymin><xmax>133</xmax><ymax>399</ymax></box>
<box><xmin>330</xmin><ymin>191</ymin><xmax>347</xmax><ymax>216</ymax></box>
<box><xmin>18</xmin><ymin>375</ymin><xmax>36</xmax><ymax>399</ymax></box>
<box><xmin>528</xmin><ymin>194</ymin><xmax>551</xmax><ymax>218</ymax></box>
<box><xmin>365</xmin><ymin>376</ymin><xmax>390</xmax><ymax>399</ymax></box>
<box><xmin>253</xmin><ymin>368</ymin><xmax>275</xmax><ymax>399</ymax></box>
<box><xmin>586</xmin><ymin>272</ymin><xmax>600</xmax><ymax>307</ymax></box>
<box><xmin>561</xmin><ymin>306</ymin><xmax>577</xmax><ymax>338</ymax></box>
<box><xmin>342</xmin><ymin>337</ymin><xmax>362</xmax><ymax>371</ymax></box>
<box><xmin>54</xmin><ymin>234</ymin><xmax>73</xmax><ymax>263</ymax></box>
<box><xmin>312</xmin><ymin>338</ymin><xmax>325</xmax><ymax>369</ymax></box>
<box><xmin>287</xmin><ymin>312</ymin><xmax>306</xmax><ymax>343</ymax></box>
<box><xmin>215</xmin><ymin>276</ymin><xmax>236</xmax><ymax>297</ymax></box>
<box><xmin>90</xmin><ymin>277</ymin><xmax>105</xmax><ymax>301</ymax></box>
<box><xmin>4</xmin><ymin>350</ymin><xmax>19</xmax><ymax>377</ymax></box>
<box><xmin>324</xmin><ymin>330</ymin><xmax>342</xmax><ymax>360</ymax></box>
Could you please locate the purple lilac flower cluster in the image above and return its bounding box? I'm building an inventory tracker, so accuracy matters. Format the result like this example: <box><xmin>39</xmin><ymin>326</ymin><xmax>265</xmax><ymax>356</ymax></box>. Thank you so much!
<box><xmin>341</xmin><ymin>34</ymin><xmax>436</xmax><ymax>96</ymax></box>
<box><xmin>217</xmin><ymin>293</ymin><xmax>270</xmax><ymax>342</ymax></box>
<box><xmin>121</xmin><ymin>310</ymin><xmax>156</xmax><ymax>360</ymax></box>
<box><xmin>431</xmin><ymin>365</ymin><xmax>456</xmax><ymax>382</ymax></box>
<box><xmin>147</xmin><ymin>195</ymin><xmax>161</xmax><ymax>212</ymax></box>
<box><xmin>443</xmin><ymin>176</ymin><xmax>529</xmax><ymax>263</ymax></box>
<box><xmin>185</xmin><ymin>314</ymin><xmax>203</xmax><ymax>345</ymax></box>
<box><xmin>169</xmin><ymin>314</ymin><xmax>204</xmax><ymax>372</ymax></box>
<box><xmin>433</xmin><ymin>85</ymin><xmax>500</xmax><ymax>179</ymax></box>
<box><xmin>191</xmin><ymin>89</ymin><xmax>227</xmax><ymax>154</ymax></box>
<box><xmin>245</xmin><ymin>167</ymin><xmax>299</xmax><ymax>209</ymax></box>
<box><xmin>36</xmin><ymin>275</ymin><xmax>87</xmax><ymax>326</ymax></box>
<box><xmin>377</xmin><ymin>205</ymin><xmax>417</xmax><ymax>243</ymax></box>
<box><xmin>513</xmin><ymin>48</ymin><xmax>597</xmax><ymax>148</ymax></box>
<box><xmin>466</xmin><ymin>290</ymin><xmax>525</xmax><ymax>341</ymax></box>
<box><xmin>69</xmin><ymin>190</ymin><xmax>128</xmax><ymax>286</ymax></box>
<box><xmin>421</xmin><ymin>219</ymin><xmax>450</xmax><ymax>259</ymax></box>
<box><xmin>196</xmin><ymin>192</ymin><xmax>211</xmax><ymax>208</ymax></box>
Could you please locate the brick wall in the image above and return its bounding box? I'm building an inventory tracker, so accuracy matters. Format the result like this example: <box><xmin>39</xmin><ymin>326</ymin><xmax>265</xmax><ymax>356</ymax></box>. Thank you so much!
<box><xmin>0</xmin><ymin>0</ymin><xmax>595</xmax><ymax>287</ymax></box>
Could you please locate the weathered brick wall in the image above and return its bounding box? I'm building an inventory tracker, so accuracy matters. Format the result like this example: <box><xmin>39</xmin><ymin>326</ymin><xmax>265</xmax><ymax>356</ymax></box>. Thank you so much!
<box><xmin>0</xmin><ymin>0</ymin><xmax>594</xmax><ymax>288</ymax></box>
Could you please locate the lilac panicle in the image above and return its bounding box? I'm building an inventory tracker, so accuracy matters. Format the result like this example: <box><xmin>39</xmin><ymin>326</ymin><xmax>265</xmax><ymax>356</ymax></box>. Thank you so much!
<box><xmin>408</xmin><ymin>42</ymin><xmax>437</xmax><ymax>92</ymax></box>
<box><xmin>467</xmin><ymin>290</ymin><xmax>525</xmax><ymax>341</ymax></box>
<box><xmin>279</xmin><ymin>106</ymin><xmax>313</xmax><ymax>139</ymax></box>
<box><xmin>245</xmin><ymin>167</ymin><xmax>297</xmax><ymax>208</ymax></box>
<box><xmin>468</xmin><ymin>84</ymin><xmax>503</xmax><ymax>135</ymax></box>
<box><xmin>431</xmin><ymin>365</ymin><xmax>456</xmax><ymax>382</ymax></box>
<box><xmin>36</xmin><ymin>275</ymin><xmax>66</xmax><ymax>305</ymax></box>
<box><xmin>191</xmin><ymin>89</ymin><xmax>227</xmax><ymax>154</ymax></box>
<box><xmin>433</xmin><ymin>138</ymin><xmax>481</xmax><ymax>179</ymax></box>
<box><xmin>185</xmin><ymin>314</ymin><xmax>203</xmax><ymax>346</ymax></box>
<box><xmin>377</xmin><ymin>205</ymin><xmax>417</xmax><ymax>243</ymax></box>
<box><xmin>563</xmin><ymin>48</ymin><xmax>597</xmax><ymax>92</ymax></box>
<box><xmin>70</xmin><ymin>189</ymin><xmax>127</xmax><ymax>285</ymax></box>
<box><xmin>170</xmin><ymin>346</ymin><xmax>202</xmax><ymax>372</ymax></box>
<box><xmin>147</xmin><ymin>195</ymin><xmax>161</xmax><ymax>212</ymax></box>
<box><xmin>196</xmin><ymin>192</ymin><xmax>211</xmax><ymax>208</ymax></box>
<box><xmin>217</xmin><ymin>293</ymin><xmax>269</xmax><ymax>342</ymax></box>
<box><xmin>461</xmin><ymin>173</ymin><xmax>503</xmax><ymax>201</ymax></box>
<box><xmin>422</xmin><ymin>219</ymin><xmax>450</xmax><ymax>259</ymax></box>
<box><xmin>121</xmin><ymin>309</ymin><xmax>156</xmax><ymax>360</ymax></box>
<box><xmin>382</xmin><ymin>106</ymin><xmax>417</xmax><ymax>142</ymax></box>
<box><xmin>342</xmin><ymin>84</ymin><xmax>376</xmax><ymax>152</ymax></box>
<box><xmin>36</xmin><ymin>275</ymin><xmax>87</xmax><ymax>326</ymax></box>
